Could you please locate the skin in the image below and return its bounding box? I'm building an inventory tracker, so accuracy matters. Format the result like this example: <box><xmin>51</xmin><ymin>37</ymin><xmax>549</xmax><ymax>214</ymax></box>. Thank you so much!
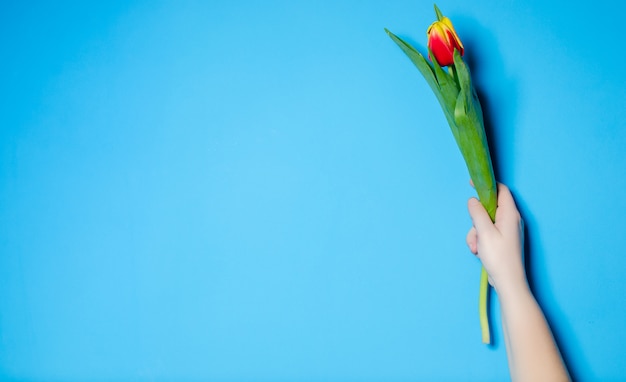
<box><xmin>466</xmin><ymin>183</ymin><xmax>570</xmax><ymax>382</ymax></box>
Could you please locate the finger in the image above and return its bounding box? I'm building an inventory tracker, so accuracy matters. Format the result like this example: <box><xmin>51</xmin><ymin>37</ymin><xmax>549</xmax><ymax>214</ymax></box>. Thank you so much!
<box><xmin>466</xmin><ymin>226</ymin><xmax>478</xmax><ymax>254</ymax></box>
<box><xmin>495</xmin><ymin>183</ymin><xmax>521</xmax><ymax>224</ymax></box>
<box><xmin>468</xmin><ymin>197</ymin><xmax>495</xmax><ymax>234</ymax></box>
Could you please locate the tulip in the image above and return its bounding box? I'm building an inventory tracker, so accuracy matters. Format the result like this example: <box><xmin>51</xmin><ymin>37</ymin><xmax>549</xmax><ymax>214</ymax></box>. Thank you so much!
<box><xmin>386</xmin><ymin>4</ymin><xmax>497</xmax><ymax>344</ymax></box>
<box><xmin>427</xmin><ymin>16</ymin><xmax>464</xmax><ymax>67</ymax></box>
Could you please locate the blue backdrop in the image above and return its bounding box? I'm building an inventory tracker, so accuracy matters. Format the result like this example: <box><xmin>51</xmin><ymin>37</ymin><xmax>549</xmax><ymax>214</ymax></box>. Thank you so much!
<box><xmin>2</xmin><ymin>1</ymin><xmax>625</xmax><ymax>381</ymax></box>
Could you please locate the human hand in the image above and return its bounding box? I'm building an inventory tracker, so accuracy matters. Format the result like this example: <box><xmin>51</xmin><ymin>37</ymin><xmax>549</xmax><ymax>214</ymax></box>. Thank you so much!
<box><xmin>466</xmin><ymin>183</ymin><xmax>527</xmax><ymax>295</ymax></box>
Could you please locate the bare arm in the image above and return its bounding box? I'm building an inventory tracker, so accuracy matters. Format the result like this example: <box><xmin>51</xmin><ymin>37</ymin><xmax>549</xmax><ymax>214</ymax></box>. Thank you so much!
<box><xmin>466</xmin><ymin>184</ymin><xmax>569</xmax><ymax>382</ymax></box>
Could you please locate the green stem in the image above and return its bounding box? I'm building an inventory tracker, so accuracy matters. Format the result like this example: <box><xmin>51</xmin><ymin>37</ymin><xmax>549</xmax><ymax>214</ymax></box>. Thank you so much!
<box><xmin>479</xmin><ymin>266</ymin><xmax>490</xmax><ymax>344</ymax></box>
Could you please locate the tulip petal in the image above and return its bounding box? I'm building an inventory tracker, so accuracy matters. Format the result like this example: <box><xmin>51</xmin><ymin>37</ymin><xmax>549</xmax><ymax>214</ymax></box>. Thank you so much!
<box><xmin>428</xmin><ymin>30</ymin><xmax>454</xmax><ymax>66</ymax></box>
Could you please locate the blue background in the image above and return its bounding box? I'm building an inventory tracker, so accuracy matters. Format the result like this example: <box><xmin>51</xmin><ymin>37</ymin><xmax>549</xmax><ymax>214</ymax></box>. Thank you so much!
<box><xmin>1</xmin><ymin>1</ymin><xmax>625</xmax><ymax>381</ymax></box>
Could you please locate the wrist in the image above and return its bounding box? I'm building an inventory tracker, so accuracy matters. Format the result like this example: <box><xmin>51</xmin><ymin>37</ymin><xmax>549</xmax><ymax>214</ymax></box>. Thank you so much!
<box><xmin>493</xmin><ymin>273</ymin><xmax>530</xmax><ymax>301</ymax></box>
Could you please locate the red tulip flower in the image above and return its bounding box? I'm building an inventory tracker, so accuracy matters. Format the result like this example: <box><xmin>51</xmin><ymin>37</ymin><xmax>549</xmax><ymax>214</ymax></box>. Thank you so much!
<box><xmin>427</xmin><ymin>17</ymin><xmax>464</xmax><ymax>67</ymax></box>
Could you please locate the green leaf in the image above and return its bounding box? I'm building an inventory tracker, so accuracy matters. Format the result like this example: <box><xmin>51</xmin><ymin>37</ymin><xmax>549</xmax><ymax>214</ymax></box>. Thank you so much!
<box><xmin>428</xmin><ymin>48</ymin><xmax>460</xmax><ymax>141</ymax></box>
<box><xmin>385</xmin><ymin>29</ymin><xmax>439</xmax><ymax>96</ymax></box>
<box><xmin>453</xmin><ymin>50</ymin><xmax>471</xmax><ymax>92</ymax></box>
<box><xmin>453</xmin><ymin>51</ymin><xmax>486</xmax><ymax>142</ymax></box>
<box><xmin>385</xmin><ymin>28</ymin><xmax>463</xmax><ymax>138</ymax></box>
<box><xmin>454</xmin><ymin>84</ymin><xmax>497</xmax><ymax>221</ymax></box>
<box><xmin>429</xmin><ymin>48</ymin><xmax>459</xmax><ymax>116</ymax></box>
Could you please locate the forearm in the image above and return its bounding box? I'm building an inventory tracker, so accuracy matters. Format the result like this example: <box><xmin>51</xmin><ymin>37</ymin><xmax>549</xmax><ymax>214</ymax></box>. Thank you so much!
<box><xmin>466</xmin><ymin>184</ymin><xmax>569</xmax><ymax>380</ymax></box>
<box><xmin>499</xmin><ymin>283</ymin><xmax>569</xmax><ymax>382</ymax></box>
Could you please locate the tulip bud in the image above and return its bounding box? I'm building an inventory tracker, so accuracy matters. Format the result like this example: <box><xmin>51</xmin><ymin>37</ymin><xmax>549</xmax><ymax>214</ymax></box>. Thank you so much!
<box><xmin>427</xmin><ymin>17</ymin><xmax>464</xmax><ymax>67</ymax></box>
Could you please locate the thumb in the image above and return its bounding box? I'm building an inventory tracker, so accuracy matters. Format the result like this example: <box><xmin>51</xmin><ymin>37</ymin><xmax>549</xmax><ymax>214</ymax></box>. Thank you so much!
<box><xmin>467</xmin><ymin>197</ymin><xmax>494</xmax><ymax>234</ymax></box>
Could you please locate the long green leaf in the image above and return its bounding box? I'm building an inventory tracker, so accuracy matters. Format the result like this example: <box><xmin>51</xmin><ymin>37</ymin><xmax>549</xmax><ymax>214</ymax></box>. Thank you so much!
<box><xmin>385</xmin><ymin>29</ymin><xmax>438</xmax><ymax>95</ymax></box>
<box><xmin>453</xmin><ymin>50</ymin><xmax>471</xmax><ymax>92</ymax></box>
<box><xmin>453</xmin><ymin>51</ymin><xmax>485</xmax><ymax>128</ymax></box>
<box><xmin>429</xmin><ymin>49</ymin><xmax>458</xmax><ymax>110</ymax></box>
<box><xmin>429</xmin><ymin>48</ymin><xmax>460</xmax><ymax>141</ymax></box>
<box><xmin>385</xmin><ymin>29</ymin><xmax>462</xmax><ymax>139</ymax></box>
<box><xmin>454</xmin><ymin>77</ymin><xmax>496</xmax><ymax>220</ymax></box>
